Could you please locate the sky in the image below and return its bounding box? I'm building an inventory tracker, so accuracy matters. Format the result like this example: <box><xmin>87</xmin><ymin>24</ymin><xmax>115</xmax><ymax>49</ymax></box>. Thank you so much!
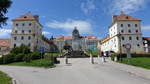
<box><xmin>0</xmin><ymin>0</ymin><xmax>150</xmax><ymax>39</ymax></box>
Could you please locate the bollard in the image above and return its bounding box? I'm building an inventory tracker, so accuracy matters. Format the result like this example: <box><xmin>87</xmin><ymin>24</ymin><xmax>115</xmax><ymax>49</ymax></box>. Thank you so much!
<box><xmin>90</xmin><ymin>54</ymin><xmax>94</xmax><ymax>64</ymax></box>
<box><xmin>102</xmin><ymin>56</ymin><xmax>106</xmax><ymax>62</ymax></box>
<box><xmin>65</xmin><ymin>56</ymin><xmax>68</xmax><ymax>64</ymax></box>
<box><xmin>98</xmin><ymin>55</ymin><xmax>100</xmax><ymax>59</ymax></box>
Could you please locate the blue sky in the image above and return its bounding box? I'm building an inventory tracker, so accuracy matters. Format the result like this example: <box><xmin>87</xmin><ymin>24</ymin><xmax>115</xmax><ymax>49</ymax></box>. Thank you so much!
<box><xmin>0</xmin><ymin>0</ymin><xmax>150</xmax><ymax>39</ymax></box>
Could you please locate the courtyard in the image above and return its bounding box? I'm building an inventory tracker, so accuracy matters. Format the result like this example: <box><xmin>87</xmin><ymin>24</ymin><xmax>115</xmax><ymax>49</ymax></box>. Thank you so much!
<box><xmin>0</xmin><ymin>58</ymin><xmax>150</xmax><ymax>84</ymax></box>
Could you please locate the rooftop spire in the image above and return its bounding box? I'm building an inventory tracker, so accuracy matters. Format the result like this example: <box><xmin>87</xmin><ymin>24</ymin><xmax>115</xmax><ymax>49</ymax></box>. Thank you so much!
<box><xmin>121</xmin><ymin>10</ymin><xmax>124</xmax><ymax>14</ymax></box>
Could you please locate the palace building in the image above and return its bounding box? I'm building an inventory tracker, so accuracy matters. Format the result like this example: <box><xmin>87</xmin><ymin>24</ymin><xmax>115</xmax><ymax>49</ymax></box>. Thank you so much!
<box><xmin>54</xmin><ymin>27</ymin><xmax>98</xmax><ymax>52</ymax></box>
<box><xmin>11</xmin><ymin>14</ymin><xmax>50</xmax><ymax>52</ymax></box>
<box><xmin>98</xmin><ymin>14</ymin><xmax>145</xmax><ymax>54</ymax></box>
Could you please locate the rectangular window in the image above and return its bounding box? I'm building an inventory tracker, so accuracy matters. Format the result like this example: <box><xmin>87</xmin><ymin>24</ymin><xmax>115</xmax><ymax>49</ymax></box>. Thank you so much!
<box><xmin>14</xmin><ymin>37</ymin><xmax>17</xmax><ymax>40</ymax></box>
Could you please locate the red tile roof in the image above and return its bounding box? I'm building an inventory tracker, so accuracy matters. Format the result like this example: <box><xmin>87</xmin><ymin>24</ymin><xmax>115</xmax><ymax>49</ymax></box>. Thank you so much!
<box><xmin>0</xmin><ymin>39</ymin><xmax>11</xmax><ymax>47</ymax></box>
<box><xmin>55</xmin><ymin>36</ymin><xmax>72</xmax><ymax>40</ymax></box>
<box><xmin>85</xmin><ymin>36</ymin><xmax>97</xmax><ymax>39</ymax></box>
<box><xmin>143</xmin><ymin>37</ymin><xmax>150</xmax><ymax>41</ymax></box>
<box><xmin>113</xmin><ymin>14</ymin><xmax>141</xmax><ymax>22</ymax></box>
<box><xmin>12</xmin><ymin>14</ymin><xmax>39</xmax><ymax>21</ymax></box>
<box><xmin>55</xmin><ymin>35</ymin><xmax>97</xmax><ymax>40</ymax></box>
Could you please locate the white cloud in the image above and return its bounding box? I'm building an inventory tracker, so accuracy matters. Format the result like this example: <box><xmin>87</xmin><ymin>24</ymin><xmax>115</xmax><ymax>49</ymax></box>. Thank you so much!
<box><xmin>0</xmin><ymin>29</ymin><xmax>11</xmax><ymax>37</ymax></box>
<box><xmin>81</xmin><ymin>0</ymin><xmax>96</xmax><ymax>15</ymax></box>
<box><xmin>42</xmin><ymin>31</ymin><xmax>51</xmax><ymax>35</ymax></box>
<box><xmin>108</xmin><ymin>0</ymin><xmax>148</xmax><ymax>14</ymax></box>
<box><xmin>46</xmin><ymin>19</ymin><xmax>93</xmax><ymax>34</ymax></box>
<box><xmin>142</xmin><ymin>25</ymin><xmax>150</xmax><ymax>30</ymax></box>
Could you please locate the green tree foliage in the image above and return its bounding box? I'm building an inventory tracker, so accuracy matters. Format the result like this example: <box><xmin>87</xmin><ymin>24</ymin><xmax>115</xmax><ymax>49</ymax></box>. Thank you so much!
<box><xmin>0</xmin><ymin>0</ymin><xmax>12</xmax><ymax>27</ymax></box>
<box><xmin>11</xmin><ymin>44</ymin><xmax>31</xmax><ymax>54</ymax></box>
<box><xmin>14</xmin><ymin>53</ymin><xmax>24</xmax><ymax>62</ymax></box>
<box><xmin>30</xmin><ymin>52</ymin><xmax>41</xmax><ymax>60</ymax></box>
<box><xmin>2</xmin><ymin>53</ymin><xmax>15</xmax><ymax>64</ymax></box>
<box><xmin>63</xmin><ymin>44</ymin><xmax>72</xmax><ymax>51</ymax></box>
<box><xmin>23</xmin><ymin>54</ymin><xmax>31</xmax><ymax>63</ymax></box>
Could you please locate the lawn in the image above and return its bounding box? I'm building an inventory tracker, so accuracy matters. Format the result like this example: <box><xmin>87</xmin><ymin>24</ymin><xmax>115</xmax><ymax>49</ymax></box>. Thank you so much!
<box><xmin>8</xmin><ymin>59</ymin><xmax>55</xmax><ymax>68</ymax></box>
<box><xmin>119</xmin><ymin>57</ymin><xmax>150</xmax><ymax>69</ymax></box>
<box><xmin>0</xmin><ymin>71</ymin><xmax>12</xmax><ymax>84</ymax></box>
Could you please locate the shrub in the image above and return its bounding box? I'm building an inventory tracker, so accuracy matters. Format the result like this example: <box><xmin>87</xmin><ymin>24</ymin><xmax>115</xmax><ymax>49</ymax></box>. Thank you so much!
<box><xmin>2</xmin><ymin>53</ymin><xmax>15</xmax><ymax>64</ymax></box>
<box><xmin>31</xmin><ymin>52</ymin><xmax>41</xmax><ymax>60</ymax></box>
<box><xmin>111</xmin><ymin>53</ymin><xmax>119</xmax><ymax>61</ymax></box>
<box><xmin>11</xmin><ymin>44</ymin><xmax>31</xmax><ymax>54</ymax></box>
<box><xmin>23</xmin><ymin>54</ymin><xmax>31</xmax><ymax>63</ymax></box>
<box><xmin>14</xmin><ymin>54</ymin><xmax>24</xmax><ymax>62</ymax></box>
<box><xmin>0</xmin><ymin>57</ymin><xmax>3</xmax><ymax>64</ymax></box>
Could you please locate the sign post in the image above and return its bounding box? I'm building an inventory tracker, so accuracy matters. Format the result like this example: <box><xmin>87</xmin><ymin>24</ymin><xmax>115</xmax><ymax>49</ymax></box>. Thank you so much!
<box><xmin>125</xmin><ymin>43</ymin><xmax>132</xmax><ymax>58</ymax></box>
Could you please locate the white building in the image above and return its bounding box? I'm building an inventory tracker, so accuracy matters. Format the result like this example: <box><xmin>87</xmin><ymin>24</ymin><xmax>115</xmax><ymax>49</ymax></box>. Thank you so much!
<box><xmin>143</xmin><ymin>37</ymin><xmax>150</xmax><ymax>53</ymax></box>
<box><xmin>11</xmin><ymin>14</ymin><xmax>50</xmax><ymax>52</ymax></box>
<box><xmin>99</xmin><ymin>14</ymin><xmax>144</xmax><ymax>54</ymax></box>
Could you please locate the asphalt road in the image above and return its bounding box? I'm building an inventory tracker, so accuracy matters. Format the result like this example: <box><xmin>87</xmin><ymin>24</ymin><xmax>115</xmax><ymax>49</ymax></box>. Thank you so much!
<box><xmin>0</xmin><ymin>58</ymin><xmax>150</xmax><ymax>84</ymax></box>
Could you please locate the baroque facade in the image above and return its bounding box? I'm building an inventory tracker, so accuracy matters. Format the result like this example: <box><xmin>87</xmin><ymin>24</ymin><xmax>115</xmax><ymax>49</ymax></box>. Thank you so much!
<box><xmin>11</xmin><ymin>14</ymin><xmax>50</xmax><ymax>52</ymax></box>
<box><xmin>98</xmin><ymin>14</ymin><xmax>145</xmax><ymax>54</ymax></box>
<box><xmin>54</xmin><ymin>27</ymin><xmax>98</xmax><ymax>52</ymax></box>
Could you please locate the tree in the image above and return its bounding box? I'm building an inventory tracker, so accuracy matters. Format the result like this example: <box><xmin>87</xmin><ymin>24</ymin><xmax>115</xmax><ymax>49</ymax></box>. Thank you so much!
<box><xmin>11</xmin><ymin>44</ymin><xmax>31</xmax><ymax>54</ymax></box>
<box><xmin>0</xmin><ymin>0</ymin><xmax>12</xmax><ymax>27</ymax></box>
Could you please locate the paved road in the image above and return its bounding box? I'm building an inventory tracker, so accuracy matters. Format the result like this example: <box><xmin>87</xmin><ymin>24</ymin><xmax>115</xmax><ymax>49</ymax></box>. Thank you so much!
<box><xmin>0</xmin><ymin>58</ymin><xmax>150</xmax><ymax>84</ymax></box>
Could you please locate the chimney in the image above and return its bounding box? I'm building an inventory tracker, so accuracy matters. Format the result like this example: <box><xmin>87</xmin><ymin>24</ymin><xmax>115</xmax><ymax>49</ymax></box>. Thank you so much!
<box><xmin>34</xmin><ymin>15</ymin><xmax>39</xmax><ymax>21</ymax></box>
<box><xmin>112</xmin><ymin>15</ymin><xmax>117</xmax><ymax>23</ymax></box>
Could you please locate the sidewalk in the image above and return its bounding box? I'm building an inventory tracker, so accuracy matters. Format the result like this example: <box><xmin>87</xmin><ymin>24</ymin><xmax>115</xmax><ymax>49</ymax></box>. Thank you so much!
<box><xmin>99</xmin><ymin>57</ymin><xmax>150</xmax><ymax>80</ymax></box>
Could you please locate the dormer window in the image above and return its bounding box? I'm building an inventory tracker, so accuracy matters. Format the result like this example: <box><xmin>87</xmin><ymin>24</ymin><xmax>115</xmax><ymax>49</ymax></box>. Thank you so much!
<box><xmin>24</xmin><ymin>16</ymin><xmax>27</xmax><ymax>18</ymax></box>
<box><xmin>126</xmin><ymin>16</ymin><xmax>129</xmax><ymax>19</ymax></box>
